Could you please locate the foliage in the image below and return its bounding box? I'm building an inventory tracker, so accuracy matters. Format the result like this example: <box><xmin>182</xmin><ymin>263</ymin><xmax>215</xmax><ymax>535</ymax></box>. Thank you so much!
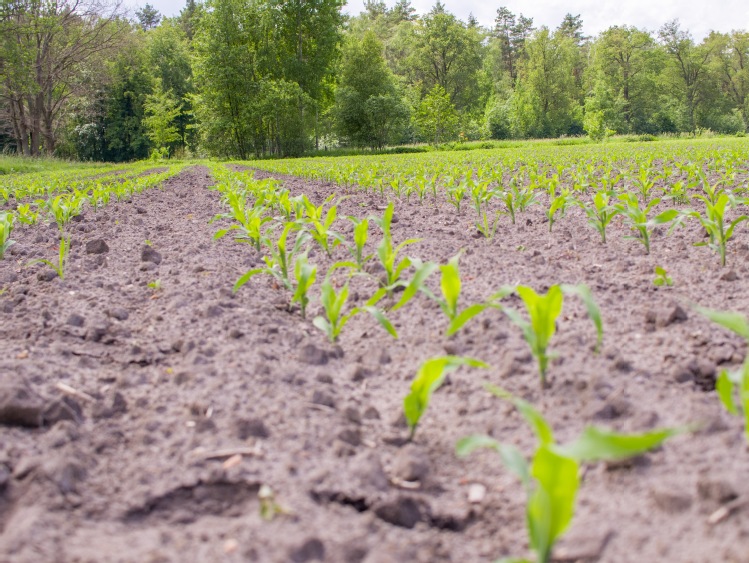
<box><xmin>458</xmin><ymin>386</ymin><xmax>677</xmax><ymax>563</ymax></box>
<box><xmin>403</xmin><ymin>356</ymin><xmax>488</xmax><ymax>440</ymax></box>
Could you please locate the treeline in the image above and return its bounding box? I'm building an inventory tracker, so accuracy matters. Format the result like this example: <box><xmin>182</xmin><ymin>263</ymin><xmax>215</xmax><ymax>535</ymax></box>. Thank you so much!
<box><xmin>1</xmin><ymin>0</ymin><xmax>748</xmax><ymax>161</ymax></box>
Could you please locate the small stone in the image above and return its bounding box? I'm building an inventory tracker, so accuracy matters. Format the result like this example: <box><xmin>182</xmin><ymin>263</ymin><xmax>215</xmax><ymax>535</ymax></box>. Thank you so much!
<box><xmin>350</xmin><ymin>364</ymin><xmax>373</xmax><ymax>382</ymax></box>
<box><xmin>0</xmin><ymin>374</ymin><xmax>45</xmax><ymax>427</ymax></box>
<box><xmin>85</xmin><ymin>239</ymin><xmax>109</xmax><ymax>255</ymax></box>
<box><xmin>312</xmin><ymin>390</ymin><xmax>336</xmax><ymax>409</ymax></box>
<box><xmin>228</xmin><ymin>328</ymin><xmax>244</xmax><ymax>339</ymax></box>
<box><xmin>43</xmin><ymin>396</ymin><xmax>83</xmax><ymax>425</ymax></box>
<box><xmin>141</xmin><ymin>246</ymin><xmax>162</xmax><ymax>265</ymax></box>
<box><xmin>363</xmin><ymin>406</ymin><xmax>380</xmax><ymax>420</ymax></box>
<box><xmin>373</xmin><ymin>496</ymin><xmax>422</xmax><ymax>529</ymax></box>
<box><xmin>106</xmin><ymin>308</ymin><xmax>129</xmax><ymax>321</ymax></box>
<box><xmin>392</xmin><ymin>445</ymin><xmax>430</xmax><ymax>482</ymax></box>
<box><xmin>316</xmin><ymin>373</ymin><xmax>333</xmax><ymax>384</ymax></box>
<box><xmin>37</xmin><ymin>269</ymin><xmax>57</xmax><ymax>282</ymax></box>
<box><xmin>235</xmin><ymin>417</ymin><xmax>270</xmax><ymax>440</ymax></box>
<box><xmin>0</xmin><ymin>465</ymin><xmax>9</xmax><ymax>490</ymax></box>
<box><xmin>66</xmin><ymin>314</ymin><xmax>86</xmax><ymax>328</ymax></box>
<box><xmin>697</xmin><ymin>477</ymin><xmax>738</xmax><ymax>504</ymax></box>
<box><xmin>352</xmin><ymin>452</ymin><xmax>388</xmax><ymax>491</ymax></box>
<box><xmin>204</xmin><ymin>305</ymin><xmax>223</xmax><ymax>318</ymax></box>
<box><xmin>468</xmin><ymin>483</ymin><xmax>486</xmax><ymax>504</ymax></box>
<box><xmin>593</xmin><ymin>397</ymin><xmax>632</xmax><ymax>420</ymax></box>
<box><xmin>338</xmin><ymin>427</ymin><xmax>361</xmax><ymax>447</ymax></box>
<box><xmin>657</xmin><ymin>304</ymin><xmax>688</xmax><ymax>328</ymax></box>
<box><xmin>289</xmin><ymin>538</ymin><xmax>325</xmax><ymax>563</ymax></box>
<box><xmin>720</xmin><ymin>270</ymin><xmax>739</xmax><ymax>282</ymax></box>
<box><xmin>651</xmin><ymin>488</ymin><xmax>692</xmax><ymax>513</ymax></box>
<box><xmin>344</xmin><ymin>407</ymin><xmax>362</xmax><ymax>425</ymax></box>
<box><xmin>299</xmin><ymin>344</ymin><xmax>328</xmax><ymax>366</ymax></box>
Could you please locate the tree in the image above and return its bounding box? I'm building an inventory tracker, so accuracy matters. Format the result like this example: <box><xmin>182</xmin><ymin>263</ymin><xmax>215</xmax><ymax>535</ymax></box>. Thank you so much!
<box><xmin>147</xmin><ymin>21</ymin><xmax>194</xmax><ymax>149</ymax></box>
<box><xmin>333</xmin><ymin>32</ymin><xmax>408</xmax><ymax>148</ymax></box>
<box><xmin>510</xmin><ymin>28</ymin><xmax>582</xmax><ymax>138</ymax></box>
<box><xmin>0</xmin><ymin>0</ymin><xmax>125</xmax><ymax>156</ymax></box>
<box><xmin>588</xmin><ymin>26</ymin><xmax>661</xmax><ymax>133</ymax></box>
<box><xmin>408</xmin><ymin>9</ymin><xmax>483</xmax><ymax>112</ymax></box>
<box><xmin>493</xmin><ymin>7</ymin><xmax>534</xmax><ymax>81</ymax></box>
<box><xmin>707</xmin><ymin>31</ymin><xmax>749</xmax><ymax>131</ymax></box>
<box><xmin>415</xmin><ymin>84</ymin><xmax>459</xmax><ymax>144</ymax></box>
<box><xmin>557</xmin><ymin>14</ymin><xmax>585</xmax><ymax>46</ymax></box>
<box><xmin>659</xmin><ymin>20</ymin><xmax>713</xmax><ymax>132</ymax></box>
<box><xmin>135</xmin><ymin>4</ymin><xmax>161</xmax><ymax>31</ymax></box>
<box><xmin>143</xmin><ymin>81</ymin><xmax>181</xmax><ymax>156</ymax></box>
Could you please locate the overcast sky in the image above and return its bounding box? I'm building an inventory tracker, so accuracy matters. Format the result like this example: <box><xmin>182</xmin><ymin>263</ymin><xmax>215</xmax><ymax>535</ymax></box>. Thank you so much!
<box><xmin>129</xmin><ymin>0</ymin><xmax>749</xmax><ymax>40</ymax></box>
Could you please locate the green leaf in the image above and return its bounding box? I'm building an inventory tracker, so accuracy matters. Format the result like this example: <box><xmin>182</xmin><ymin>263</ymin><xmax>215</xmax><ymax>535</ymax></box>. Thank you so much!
<box><xmin>404</xmin><ymin>357</ymin><xmax>488</xmax><ymax>436</ymax></box>
<box><xmin>361</xmin><ymin>305</ymin><xmax>398</xmax><ymax>339</ymax></box>
<box><xmin>694</xmin><ymin>306</ymin><xmax>749</xmax><ymax>340</ymax></box>
<box><xmin>561</xmin><ymin>284</ymin><xmax>604</xmax><ymax>351</ymax></box>
<box><xmin>392</xmin><ymin>260</ymin><xmax>438</xmax><ymax>312</ymax></box>
<box><xmin>527</xmin><ymin>446</ymin><xmax>579</xmax><ymax>559</ymax></box>
<box><xmin>716</xmin><ymin>369</ymin><xmax>739</xmax><ymax>415</ymax></box>
<box><xmin>485</xmin><ymin>384</ymin><xmax>554</xmax><ymax>445</ymax></box>
<box><xmin>233</xmin><ymin>268</ymin><xmax>264</xmax><ymax>293</ymax></box>
<box><xmin>446</xmin><ymin>303</ymin><xmax>490</xmax><ymax>336</ymax></box>
<box><xmin>557</xmin><ymin>426</ymin><xmax>677</xmax><ymax>462</ymax></box>
<box><xmin>456</xmin><ymin>435</ymin><xmax>530</xmax><ymax>485</ymax></box>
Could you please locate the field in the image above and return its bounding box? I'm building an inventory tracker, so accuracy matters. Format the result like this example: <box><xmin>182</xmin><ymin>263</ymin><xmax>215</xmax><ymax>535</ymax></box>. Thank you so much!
<box><xmin>1</xmin><ymin>138</ymin><xmax>749</xmax><ymax>562</ymax></box>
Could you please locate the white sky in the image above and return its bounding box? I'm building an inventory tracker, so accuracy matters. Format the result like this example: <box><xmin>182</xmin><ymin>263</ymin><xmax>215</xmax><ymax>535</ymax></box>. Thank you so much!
<box><xmin>129</xmin><ymin>0</ymin><xmax>749</xmax><ymax>40</ymax></box>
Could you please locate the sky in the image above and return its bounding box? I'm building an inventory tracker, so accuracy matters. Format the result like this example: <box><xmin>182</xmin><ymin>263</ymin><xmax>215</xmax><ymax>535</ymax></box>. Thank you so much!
<box><xmin>128</xmin><ymin>0</ymin><xmax>749</xmax><ymax>40</ymax></box>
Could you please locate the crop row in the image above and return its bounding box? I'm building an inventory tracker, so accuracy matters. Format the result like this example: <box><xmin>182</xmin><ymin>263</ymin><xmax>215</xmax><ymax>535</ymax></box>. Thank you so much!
<box><xmin>247</xmin><ymin>141</ymin><xmax>749</xmax><ymax>268</ymax></box>
<box><xmin>0</xmin><ymin>164</ymin><xmax>187</xmax><ymax>276</ymax></box>
<box><xmin>209</xmin><ymin>163</ymin><xmax>749</xmax><ymax>562</ymax></box>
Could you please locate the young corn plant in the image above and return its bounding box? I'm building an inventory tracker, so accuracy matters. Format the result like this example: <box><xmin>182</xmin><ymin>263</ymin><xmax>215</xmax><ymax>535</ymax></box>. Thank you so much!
<box><xmin>475</xmin><ymin>210</ymin><xmax>502</xmax><ymax>240</ymax></box>
<box><xmin>614</xmin><ymin>193</ymin><xmax>673</xmax><ymax>254</ymax></box>
<box><xmin>213</xmin><ymin>204</ymin><xmax>272</xmax><ymax>252</ymax></box>
<box><xmin>578</xmin><ymin>191</ymin><xmax>618</xmax><ymax>243</ymax></box>
<box><xmin>457</xmin><ymin>386</ymin><xmax>678</xmax><ymax>563</ymax></box>
<box><xmin>689</xmin><ymin>193</ymin><xmax>748</xmax><ymax>266</ymax></box>
<box><xmin>653</xmin><ymin>266</ymin><xmax>673</xmax><ymax>287</ymax></box>
<box><xmin>0</xmin><ymin>212</ymin><xmax>15</xmax><ymax>260</ymax></box>
<box><xmin>404</xmin><ymin>356</ymin><xmax>489</xmax><ymax>440</ymax></box>
<box><xmin>546</xmin><ymin>189</ymin><xmax>571</xmax><ymax>233</ymax></box>
<box><xmin>345</xmin><ymin>217</ymin><xmax>373</xmax><ymax>272</ymax></box>
<box><xmin>447</xmin><ymin>180</ymin><xmax>467</xmax><ymax>214</ymax></box>
<box><xmin>421</xmin><ymin>253</ymin><xmax>509</xmax><ymax>336</ymax></box>
<box><xmin>234</xmin><ymin>222</ymin><xmax>309</xmax><ymax>293</ymax></box>
<box><xmin>373</xmin><ymin>203</ymin><xmax>422</xmax><ymax>292</ymax></box>
<box><xmin>501</xmin><ymin>284</ymin><xmax>603</xmax><ymax>388</ymax></box>
<box><xmin>312</xmin><ymin>277</ymin><xmax>397</xmax><ymax>343</ymax></box>
<box><xmin>304</xmin><ymin>199</ymin><xmax>343</xmax><ymax>257</ymax></box>
<box><xmin>28</xmin><ymin>236</ymin><xmax>70</xmax><ymax>280</ymax></box>
<box><xmin>695</xmin><ymin>307</ymin><xmax>749</xmax><ymax>441</ymax></box>
<box><xmin>291</xmin><ymin>254</ymin><xmax>316</xmax><ymax>319</ymax></box>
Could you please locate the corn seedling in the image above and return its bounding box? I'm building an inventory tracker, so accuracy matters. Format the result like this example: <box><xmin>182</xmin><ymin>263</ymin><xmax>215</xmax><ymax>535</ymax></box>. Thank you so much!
<box><xmin>447</xmin><ymin>180</ymin><xmax>467</xmax><ymax>214</ymax></box>
<box><xmin>148</xmin><ymin>279</ymin><xmax>162</xmax><ymax>291</ymax></box>
<box><xmin>15</xmin><ymin>204</ymin><xmax>38</xmax><ymax>226</ymax></box>
<box><xmin>688</xmin><ymin>193</ymin><xmax>748</xmax><ymax>266</ymax></box>
<box><xmin>291</xmin><ymin>254</ymin><xmax>316</xmax><ymax>318</ymax></box>
<box><xmin>234</xmin><ymin>222</ymin><xmax>308</xmax><ymax>292</ymax></box>
<box><xmin>578</xmin><ymin>191</ymin><xmax>620</xmax><ymax>243</ymax></box>
<box><xmin>501</xmin><ymin>284</ymin><xmax>603</xmax><ymax>388</ymax></box>
<box><xmin>420</xmin><ymin>253</ymin><xmax>508</xmax><ymax>336</ymax></box>
<box><xmin>28</xmin><ymin>235</ymin><xmax>70</xmax><ymax>280</ymax></box>
<box><xmin>303</xmin><ymin>198</ymin><xmax>343</xmax><ymax>257</ymax></box>
<box><xmin>0</xmin><ymin>212</ymin><xmax>15</xmax><ymax>259</ymax></box>
<box><xmin>546</xmin><ymin>190</ymin><xmax>570</xmax><ymax>233</ymax></box>
<box><xmin>615</xmin><ymin>193</ymin><xmax>673</xmax><ymax>254</ymax></box>
<box><xmin>695</xmin><ymin>307</ymin><xmax>749</xmax><ymax>441</ymax></box>
<box><xmin>312</xmin><ymin>277</ymin><xmax>396</xmax><ymax>343</ymax></box>
<box><xmin>475</xmin><ymin>209</ymin><xmax>502</xmax><ymax>239</ymax></box>
<box><xmin>457</xmin><ymin>386</ymin><xmax>678</xmax><ymax>563</ymax></box>
<box><xmin>404</xmin><ymin>356</ymin><xmax>489</xmax><ymax>440</ymax></box>
<box><xmin>212</xmin><ymin>200</ymin><xmax>273</xmax><ymax>252</ymax></box>
<box><xmin>373</xmin><ymin>202</ymin><xmax>421</xmax><ymax>292</ymax></box>
<box><xmin>345</xmin><ymin>217</ymin><xmax>373</xmax><ymax>271</ymax></box>
<box><xmin>653</xmin><ymin>266</ymin><xmax>673</xmax><ymax>287</ymax></box>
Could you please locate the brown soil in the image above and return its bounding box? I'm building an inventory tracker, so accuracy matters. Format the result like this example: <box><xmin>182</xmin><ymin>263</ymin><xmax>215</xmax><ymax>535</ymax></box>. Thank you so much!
<box><xmin>1</xmin><ymin>165</ymin><xmax>748</xmax><ymax>562</ymax></box>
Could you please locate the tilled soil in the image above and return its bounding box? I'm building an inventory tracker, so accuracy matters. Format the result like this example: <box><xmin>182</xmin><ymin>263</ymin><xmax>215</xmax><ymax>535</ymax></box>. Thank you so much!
<box><xmin>1</xmin><ymin>165</ymin><xmax>748</xmax><ymax>562</ymax></box>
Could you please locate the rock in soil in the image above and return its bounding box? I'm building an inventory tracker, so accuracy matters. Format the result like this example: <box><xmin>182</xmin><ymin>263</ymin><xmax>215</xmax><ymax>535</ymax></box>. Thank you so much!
<box><xmin>0</xmin><ymin>374</ymin><xmax>45</xmax><ymax>427</ymax></box>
